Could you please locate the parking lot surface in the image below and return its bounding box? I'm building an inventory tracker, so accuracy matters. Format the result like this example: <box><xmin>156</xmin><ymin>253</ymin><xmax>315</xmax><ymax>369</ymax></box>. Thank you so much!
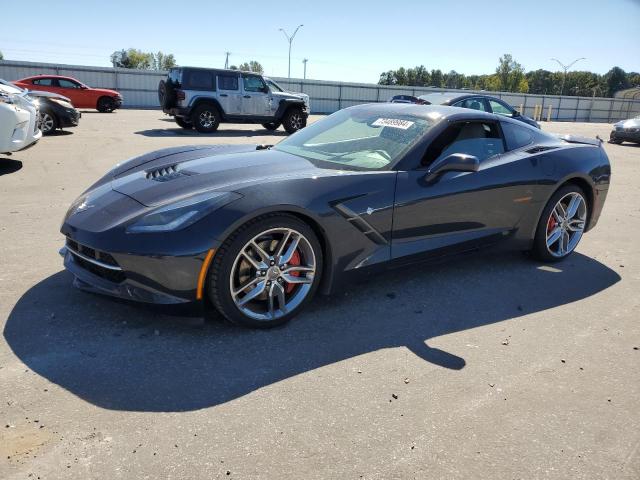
<box><xmin>1</xmin><ymin>110</ymin><xmax>639</xmax><ymax>479</ymax></box>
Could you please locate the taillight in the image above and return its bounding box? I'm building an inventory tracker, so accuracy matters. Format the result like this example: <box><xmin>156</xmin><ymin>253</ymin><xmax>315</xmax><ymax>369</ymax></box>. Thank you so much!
<box><xmin>176</xmin><ymin>90</ymin><xmax>185</xmax><ymax>101</ymax></box>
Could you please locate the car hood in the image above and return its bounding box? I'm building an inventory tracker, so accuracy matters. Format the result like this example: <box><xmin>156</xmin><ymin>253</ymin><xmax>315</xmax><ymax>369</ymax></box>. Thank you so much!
<box><xmin>109</xmin><ymin>145</ymin><xmax>331</xmax><ymax>207</ymax></box>
<box><xmin>614</xmin><ymin>118</ymin><xmax>640</xmax><ymax>128</ymax></box>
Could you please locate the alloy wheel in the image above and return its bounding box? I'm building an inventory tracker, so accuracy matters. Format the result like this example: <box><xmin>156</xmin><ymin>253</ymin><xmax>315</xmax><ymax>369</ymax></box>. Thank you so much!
<box><xmin>40</xmin><ymin>113</ymin><xmax>54</xmax><ymax>133</ymax></box>
<box><xmin>199</xmin><ymin>111</ymin><xmax>217</xmax><ymax>128</ymax></box>
<box><xmin>229</xmin><ymin>227</ymin><xmax>316</xmax><ymax>321</ymax></box>
<box><xmin>545</xmin><ymin>192</ymin><xmax>587</xmax><ymax>258</ymax></box>
<box><xmin>289</xmin><ymin>113</ymin><xmax>303</xmax><ymax>130</ymax></box>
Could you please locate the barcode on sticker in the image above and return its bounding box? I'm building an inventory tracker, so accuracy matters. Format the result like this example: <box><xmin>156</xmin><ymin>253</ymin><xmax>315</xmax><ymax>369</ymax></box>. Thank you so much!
<box><xmin>372</xmin><ymin>118</ymin><xmax>414</xmax><ymax>129</ymax></box>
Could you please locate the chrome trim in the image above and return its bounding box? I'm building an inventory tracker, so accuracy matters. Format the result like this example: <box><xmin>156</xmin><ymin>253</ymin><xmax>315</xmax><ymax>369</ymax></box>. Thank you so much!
<box><xmin>63</xmin><ymin>245</ymin><xmax>123</xmax><ymax>271</ymax></box>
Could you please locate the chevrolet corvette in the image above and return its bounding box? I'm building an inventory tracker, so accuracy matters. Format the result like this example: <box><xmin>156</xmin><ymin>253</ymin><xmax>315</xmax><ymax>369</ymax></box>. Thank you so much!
<box><xmin>60</xmin><ymin>104</ymin><xmax>610</xmax><ymax>327</ymax></box>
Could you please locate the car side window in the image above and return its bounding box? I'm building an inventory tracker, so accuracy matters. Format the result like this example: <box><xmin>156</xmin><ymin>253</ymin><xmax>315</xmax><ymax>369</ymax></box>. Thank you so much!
<box><xmin>32</xmin><ymin>78</ymin><xmax>54</xmax><ymax>86</ymax></box>
<box><xmin>243</xmin><ymin>75</ymin><xmax>266</xmax><ymax>93</ymax></box>
<box><xmin>501</xmin><ymin>121</ymin><xmax>534</xmax><ymax>150</ymax></box>
<box><xmin>422</xmin><ymin>121</ymin><xmax>505</xmax><ymax>167</ymax></box>
<box><xmin>184</xmin><ymin>70</ymin><xmax>215</xmax><ymax>90</ymax></box>
<box><xmin>217</xmin><ymin>74</ymin><xmax>239</xmax><ymax>91</ymax></box>
<box><xmin>489</xmin><ymin>99</ymin><xmax>513</xmax><ymax>116</ymax></box>
<box><xmin>453</xmin><ymin>98</ymin><xmax>488</xmax><ymax>112</ymax></box>
<box><xmin>58</xmin><ymin>79</ymin><xmax>81</xmax><ymax>89</ymax></box>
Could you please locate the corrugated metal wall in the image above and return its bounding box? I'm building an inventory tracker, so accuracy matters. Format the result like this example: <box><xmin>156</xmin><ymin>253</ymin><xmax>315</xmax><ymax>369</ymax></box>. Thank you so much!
<box><xmin>2</xmin><ymin>59</ymin><xmax>639</xmax><ymax>122</ymax></box>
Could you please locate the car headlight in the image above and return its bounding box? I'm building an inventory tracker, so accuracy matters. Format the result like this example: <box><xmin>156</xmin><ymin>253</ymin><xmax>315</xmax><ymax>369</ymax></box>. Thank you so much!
<box><xmin>0</xmin><ymin>93</ymin><xmax>15</xmax><ymax>104</ymax></box>
<box><xmin>126</xmin><ymin>191</ymin><xmax>241</xmax><ymax>233</ymax></box>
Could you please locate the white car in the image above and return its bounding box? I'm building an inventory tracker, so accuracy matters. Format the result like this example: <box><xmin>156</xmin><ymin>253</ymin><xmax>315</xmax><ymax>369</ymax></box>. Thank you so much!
<box><xmin>0</xmin><ymin>80</ymin><xmax>42</xmax><ymax>154</ymax></box>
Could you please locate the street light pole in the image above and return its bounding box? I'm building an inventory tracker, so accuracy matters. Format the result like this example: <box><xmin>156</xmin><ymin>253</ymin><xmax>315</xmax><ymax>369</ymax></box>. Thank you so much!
<box><xmin>302</xmin><ymin>58</ymin><xmax>308</xmax><ymax>79</ymax></box>
<box><xmin>551</xmin><ymin>57</ymin><xmax>586</xmax><ymax>96</ymax></box>
<box><xmin>279</xmin><ymin>24</ymin><xmax>303</xmax><ymax>79</ymax></box>
<box><xmin>224</xmin><ymin>52</ymin><xmax>230</xmax><ymax>69</ymax></box>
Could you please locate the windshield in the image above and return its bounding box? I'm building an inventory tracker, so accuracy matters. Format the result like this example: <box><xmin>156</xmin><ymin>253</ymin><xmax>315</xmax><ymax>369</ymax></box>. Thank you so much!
<box><xmin>266</xmin><ymin>79</ymin><xmax>285</xmax><ymax>92</ymax></box>
<box><xmin>273</xmin><ymin>108</ymin><xmax>433</xmax><ymax>170</ymax></box>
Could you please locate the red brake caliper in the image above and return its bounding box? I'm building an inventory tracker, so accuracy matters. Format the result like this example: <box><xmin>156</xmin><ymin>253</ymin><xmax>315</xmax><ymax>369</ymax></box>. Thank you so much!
<box><xmin>286</xmin><ymin>249</ymin><xmax>301</xmax><ymax>293</ymax></box>
<box><xmin>547</xmin><ymin>213</ymin><xmax>557</xmax><ymax>235</ymax></box>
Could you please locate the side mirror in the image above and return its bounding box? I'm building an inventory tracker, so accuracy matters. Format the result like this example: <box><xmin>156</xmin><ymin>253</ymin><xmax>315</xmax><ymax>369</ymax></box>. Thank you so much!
<box><xmin>425</xmin><ymin>153</ymin><xmax>479</xmax><ymax>182</ymax></box>
<box><xmin>512</xmin><ymin>110</ymin><xmax>521</xmax><ymax>117</ymax></box>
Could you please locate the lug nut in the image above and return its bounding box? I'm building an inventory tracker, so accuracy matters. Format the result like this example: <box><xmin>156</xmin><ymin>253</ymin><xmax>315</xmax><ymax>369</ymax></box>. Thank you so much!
<box><xmin>278</xmin><ymin>278</ymin><xmax>283</xmax><ymax>283</ymax></box>
<box><xmin>270</xmin><ymin>261</ymin><xmax>275</xmax><ymax>266</ymax></box>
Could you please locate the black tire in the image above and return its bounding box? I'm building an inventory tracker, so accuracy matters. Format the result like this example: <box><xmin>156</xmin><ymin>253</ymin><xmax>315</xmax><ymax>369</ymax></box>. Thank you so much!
<box><xmin>262</xmin><ymin>122</ymin><xmax>281</xmax><ymax>131</ymax></box>
<box><xmin>192</xmin><ymin>103</ymin><xmax>221</xmax><ymax>133</ymax></box>
<box><xmin>158</xmin><ymin>80</ymin><xmax>166</xmax><ymax>107</ymax></box>
<box><xmin>97</xmin><ymin>96</ymin><xmax>116</xmax><ymax>113</ymax></box>
<box><xmin>531</xmin><ymin>184</ymin><xmax>589</xmax><ymax>262</ymax></box>
<box><xmin>608</xmin><ymin>138</ymin><xmax>623</xmax><ymax>144</ymax></box>
<box><xmin>175</xmin><ymin>117</ymin><xmax>193</xmax><ymax>129</ymax></box>
<box><xmin>39</xmin><ymin>110</ymin><xmax>58</xmax><ymax>135</ymax></box>
<box><xmin>282</xmin><ymin>108</ymin><xmax>306</xmax><ymax>134</ymax></box>
<box><xmin>208</xmin><ymin>213</ymin><xmax>323</xmax><ymax>328</ymax></box>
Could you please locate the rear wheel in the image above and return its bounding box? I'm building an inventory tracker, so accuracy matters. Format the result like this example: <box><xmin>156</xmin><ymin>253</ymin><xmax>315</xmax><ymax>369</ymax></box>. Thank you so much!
<box><xmin>609</xmin><ymin>138</ymin><xmax>623</xmax><ymax>144</ymax></box>
<box><xmin>262</xmin><ymin>122</ymin><xmax>281</xmax><ymax>131</ymax></box>
<box><xmin>175</xmin><ymin>117</ymin><xmax>193</xmax><ymax>129</ymax></box>
<box><xmin>282</xmin><ymin>108</ymin><xmax>306</xmax><ymax>134</ymax></box>
<box><xmin>97</xmin><ymin>96</ymin><xmax>116</xmax><ymax>113</ymax></box>
<box><xmin>39</xmin><ymin>111</ymin><xmax>58</xmax><ymax>135</ymax></box>
<box><xmin>208</xmin><ymin>214</ymin><xmax>322</xmax><ymax>328</ymax></box>
<box><xmin>192</xmin><ymin>104</ymin><xmax>221</xmax><ymax>133</ymax></box>
<box><xmin>531</xmin><ymin>185</ymin><xmax>588</xmax><ymax>262</ymax></box>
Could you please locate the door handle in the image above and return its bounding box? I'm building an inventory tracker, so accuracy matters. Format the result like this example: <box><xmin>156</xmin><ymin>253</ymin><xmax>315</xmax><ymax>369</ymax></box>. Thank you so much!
<box><xmin>243</xmin><ymin>95</ymin><xmax>251</xmax><ymax>98</ymax></box>
<box><xmin>219</xmin><ymin>93</ymin><xmax>228</xmax><ymax>97</ymax></box>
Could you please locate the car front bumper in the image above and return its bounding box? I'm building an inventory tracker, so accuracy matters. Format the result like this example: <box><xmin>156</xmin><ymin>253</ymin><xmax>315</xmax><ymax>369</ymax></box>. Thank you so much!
<box><xmin>60</xmin><ymin>237</ymin><xmax>212</xmax><ymax>305</ymax></box>
<box><xmin>610</xmin><ymin>128</ymin><xmax>640</xmax><ymax>143</ymax></box>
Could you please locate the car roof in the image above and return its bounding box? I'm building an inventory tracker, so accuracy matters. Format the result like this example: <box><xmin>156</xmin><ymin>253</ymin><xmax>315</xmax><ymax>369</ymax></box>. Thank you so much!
<box><xmin>347</xmin><ymin>102</ymin><xmax>498</xmax><ymax>122</ymax></box>
<box><xmin>21</xmin><ymin>75</ymin><xmax>74</xmax><ymax>79</ymax></box>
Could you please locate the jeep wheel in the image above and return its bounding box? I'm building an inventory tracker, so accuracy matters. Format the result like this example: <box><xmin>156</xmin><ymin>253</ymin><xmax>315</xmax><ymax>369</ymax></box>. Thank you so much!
<box><xmin>193</xmin><ymin>104</ymin><xmax>221</xmax><ymax>133</ymax></box>
<box><xmin>262</xmin><ymin>122</ymin><xmax>281</xmax><ymax>131</ymax></box>
<box><xmin>175</xmin><ymin>117</ymin><xmax>193</xmax><ymax>130</ymax></box>
<box><xmin>283</xmin><ymin>108</ymin><xmax>306</xmax><ymax>134</ymax></box>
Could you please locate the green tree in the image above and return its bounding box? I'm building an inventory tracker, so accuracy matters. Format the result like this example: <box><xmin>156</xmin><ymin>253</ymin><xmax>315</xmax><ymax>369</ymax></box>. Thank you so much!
<box><xmin>495</xmin><ymin>54</ymin><xmax>525</xmax><ymax>92</ymax></box>
<box><xmin>378</xmin><ymin>70</ymin><xmax>396</xmax><ymax>85</ymax></box>
<box><xmin>0</xmin><ymin>50</ymin><xmax>3</xmax><ymax>61</ymax></box>
<box><xmin>238</xmin><ymin>61</ymin><xmax>264</xmax><ymax>74</ymax></box>
<box><xmin>604</xmin><ymin>67</ymin><xmax>630</xmax><ymax>96</ymax></box>
<box><xmin>430</xmin><ymin>69</ymin><xmax>443</xmax><ymax>87</ymax></box>
<box><xmin>111</xmin><ymin>48</ymin><xmax>177</xmax><ymax>70</ymax></box>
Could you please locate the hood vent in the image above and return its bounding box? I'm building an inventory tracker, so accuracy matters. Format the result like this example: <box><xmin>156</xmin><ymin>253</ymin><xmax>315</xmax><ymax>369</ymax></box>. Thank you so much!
<box><xmin>145</xmin><ymin>164</ymin><xmax>188</xmax><ymax>182</ymax></box>
<box><xmin>526</xmin><ymin>146</ymin><xmax>558</xmax><ymax>154</ymax></box>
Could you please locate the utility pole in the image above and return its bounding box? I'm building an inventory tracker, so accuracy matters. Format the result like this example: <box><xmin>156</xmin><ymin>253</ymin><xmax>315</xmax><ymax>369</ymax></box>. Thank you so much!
<box><xmin>279</xmin><ymin>24</ymin><xmax>303</xmax><ymax>78</ymax></box>
<box><xmin>224</xmin><ymin>52</ymin><xmax>230</xmax><ymax>69</ymax></box>
<box><xmin>302</xmin><ymin>58</ymin><xmax>308</xmax><ymax>79</ymax></box>
<box><xmin>551</xmin><ymin>57</ymin><xmax>585</xmax><ymax>96</ymax></box>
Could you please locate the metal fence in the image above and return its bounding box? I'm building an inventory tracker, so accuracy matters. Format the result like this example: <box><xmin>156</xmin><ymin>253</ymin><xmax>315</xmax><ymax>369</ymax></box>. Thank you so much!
<box><xmin>2</xmin><ymin>59</ymin><xmax>639</xmax><ymax>123</ymax></box>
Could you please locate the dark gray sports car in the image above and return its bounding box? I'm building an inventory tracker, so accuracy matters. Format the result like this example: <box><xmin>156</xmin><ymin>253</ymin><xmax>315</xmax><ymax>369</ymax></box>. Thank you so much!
<box><xmin>60</xmin><ymin>104</ymin><xmax>610</xmax><ymax>328</ymax></box>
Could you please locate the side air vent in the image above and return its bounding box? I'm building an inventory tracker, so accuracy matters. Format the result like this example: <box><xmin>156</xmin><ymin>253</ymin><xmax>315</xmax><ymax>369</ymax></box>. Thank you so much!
<box><xmin>332</xmin><ymin>202</ymin><xmax>388</xmax><ymax>245</ymax></box>
<box><xmin>145</xmin><ymin>164</ymin><xmax>186</xmax><ymax>182</ymax></box>
<box><xmin>526</xmin><ymin>146</ymin><xmax>558</xmax><ymax>154</ymax></box>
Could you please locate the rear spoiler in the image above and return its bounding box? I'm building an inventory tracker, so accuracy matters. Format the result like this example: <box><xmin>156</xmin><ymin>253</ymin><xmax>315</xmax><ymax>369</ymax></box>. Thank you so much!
<box><xmin>556</xmin><ymin>134</ymin><xmax>603</xmax><ymax>147</ymax></box>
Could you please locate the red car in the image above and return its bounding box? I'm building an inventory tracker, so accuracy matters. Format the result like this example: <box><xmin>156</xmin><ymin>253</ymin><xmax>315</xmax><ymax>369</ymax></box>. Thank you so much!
<box><xmin>14</xmin><ymin>75</ymin><xmax>122</xmax><ymax>112</ymax></box>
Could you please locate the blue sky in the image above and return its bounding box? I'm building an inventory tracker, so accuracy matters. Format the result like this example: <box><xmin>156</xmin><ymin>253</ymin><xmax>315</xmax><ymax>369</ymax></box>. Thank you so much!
<box><xmin>1</xmin><ymin>0</ymin><xmax>638</xmax><ymax>82</ymax></box>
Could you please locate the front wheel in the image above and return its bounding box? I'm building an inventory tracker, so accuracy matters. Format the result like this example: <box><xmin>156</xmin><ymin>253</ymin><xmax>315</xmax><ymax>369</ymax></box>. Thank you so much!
<box><xmin>39</xmin><ymin>111</ymin><xmax>58</xmax><ymax>135</ymax></box>
<box><xmin>282</xmin><ymin>108</ymin><xmax>306</xmax><ymax>134</ymax></box>
<box><xmin>531</xmin><ymin>185</ymin><xmax>589</xmax><ymax>262</ymax></box>
<box><xmin>208</xmin><ymin>214</ymin><xmax>323</xmax><ymax>328</ymax></box>
<box><xmin>97</xmin><ymin>97</ymin><xmax>116</xmax><ymax>113</ymax></box>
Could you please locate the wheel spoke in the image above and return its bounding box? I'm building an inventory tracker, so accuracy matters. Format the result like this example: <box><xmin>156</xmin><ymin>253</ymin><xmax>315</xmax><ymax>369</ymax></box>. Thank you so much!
<box><xmin>236</xmin><ymin>280</ymin><xmax>267</xmax><ymax>306</ymax></box>
<box><xmin>560</xmin><ymin>231</ymin><xmax>570</xmax><ymax>254</ymax></box>
<box><xmin>566</xmin><ymin>194</ymin><xmax>582</xmax><ymax>219</ymax></box>
<box><xmin>275</xmin><ymin>230</ymin><xmax>292</xmax><ymax>259</ymax></box>
<box><xmin>241</xmin><ymin>249</ymin><xmax>263</xmax><ymax>270</ymax></box>
<box><xmin>268</xmin><ymin>282</ymin><xmax>287</xmax><ymax>317</ymax></box>
<box><xmin>546</xmin><ymin>227</ymin><xmax>562</xmax><ymax>247</ymax></box>
<box><xmin>250</xmin><ymin>241</ymin><xmax>271</xmax><ymax>264</ymax></box>
<box><xmin>568</xmin><ymin>219</ymin><xmax>585</xmax><ymax>232</ymax></box>
<box><xmin>232</xmin><ymin>277</ymin><xmax>261</xmax><ymax>297</ymax></box>
<box><xmin>282</xmin><ymin>273</ymin><xmax>313</xmax><ymax>285</ymax></box>
<box><xmin>279</xmin><ymin>234</ymin><xmax>300</xmax><ymax>265</ymax></box>
<box><xmin>555</xmin><ymin>203</ymin><xmax>567</xmax><ymax>220</ymax></box>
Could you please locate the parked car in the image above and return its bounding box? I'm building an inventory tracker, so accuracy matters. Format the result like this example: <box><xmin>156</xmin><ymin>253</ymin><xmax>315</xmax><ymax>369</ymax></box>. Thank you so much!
<box><xmin>417</xmin><ymin>92</ymin><xmax>540</xmax><ymax>128</ymax></box>
<box><xmin>609</xmin><ymin>115</ymin><xmax>640</xmax><ymax>144</ymax></box>
<box><xmin>158</xmin><ymin>67</ymin><xmax>309</xmax><ymax>134</ymax></box>
<box><xmin>389</xmin><ymin>95</ymin><xmax>427</xmax><ymax>104</ymax></box>
<box><xmin>5</xmin><ymin>81</ymin><xmax>81</xmax><ymax>135</ymax></box>
<box><xmin>60</xmin><ymin>104</ymin><xmax>610</xmax><ymax>328</ymax></box>
<box><xmin>13</xmin><ymin>75</ymin><xmax>122</xmax><ymax>112</ymax></box>
<box><xmin>0</xmin><ymin>80</ymin><xmax>41</xmax><ymax>154</ymax></box>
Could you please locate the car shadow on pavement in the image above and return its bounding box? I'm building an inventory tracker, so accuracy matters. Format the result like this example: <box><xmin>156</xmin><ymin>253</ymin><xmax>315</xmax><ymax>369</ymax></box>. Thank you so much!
<box><xmin>0</xmin><ymin>159</ymin><xmax>23</xmax><ymax>176</ymax></box>
<box><xmin>134</xmin><ymin>128</ymin><xmax>288</xmax><ymax>138</ymax></box>
<box><xmin>4</xmin><ymin>251</ymin><xmax>619</xmax><ymax>412</ymax></box>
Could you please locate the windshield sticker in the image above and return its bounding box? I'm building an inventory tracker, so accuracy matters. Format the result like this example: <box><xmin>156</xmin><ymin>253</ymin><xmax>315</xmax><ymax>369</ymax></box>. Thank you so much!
<box><xmin>372</xmin><ymin>118</ymin><xmax>414</xmax><ymax>130</ymax></box>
